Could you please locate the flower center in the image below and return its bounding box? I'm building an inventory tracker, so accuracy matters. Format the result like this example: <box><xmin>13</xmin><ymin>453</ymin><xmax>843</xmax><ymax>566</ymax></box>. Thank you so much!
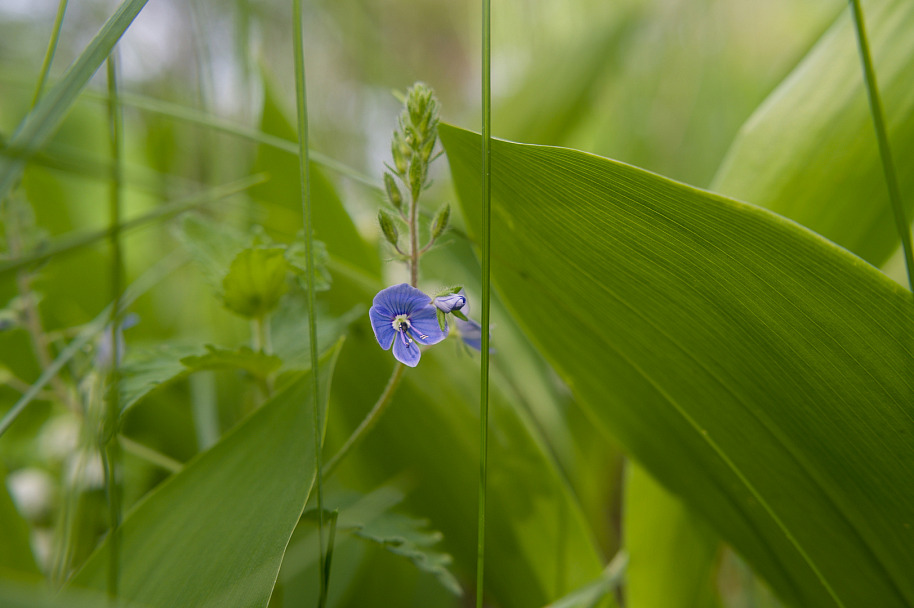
<box><xmin>390</xmin><ymin>313</ymin><xmax>428</xmax><ymax>344</ymax></box>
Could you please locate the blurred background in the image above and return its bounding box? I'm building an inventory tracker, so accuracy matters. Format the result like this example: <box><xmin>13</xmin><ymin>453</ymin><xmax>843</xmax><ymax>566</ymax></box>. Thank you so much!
<box><xmin>0</xmin><ymin>0</ymin><xmax>847</xmax><ymax>606</ymax></box>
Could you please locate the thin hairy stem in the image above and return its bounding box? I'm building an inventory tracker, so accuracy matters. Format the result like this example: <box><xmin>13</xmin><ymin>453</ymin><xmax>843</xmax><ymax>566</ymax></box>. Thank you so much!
<box><xmin>322</xmin><ymin>364</ymin><xmax>405</xmax><ymax>478</ymax></box>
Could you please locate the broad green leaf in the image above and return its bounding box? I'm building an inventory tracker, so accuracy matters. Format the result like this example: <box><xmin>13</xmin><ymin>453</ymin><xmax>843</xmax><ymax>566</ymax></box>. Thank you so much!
<box><xmin>625</xmin><ymin>463</ymin><xmax>721</xmax><ymax>608</ymax></box>
<box><xmin>174</xmin><ymin>214</ymin><xmax>248</xmax><ymax>289</ymax></box>
<box><xmin>0</xmin><ymin>0</ymin><xmax>149</xmax><ymax>202</ymax></box>
<box><xmin>441</xmin><ymin>124</ymin><xmax>914</xmax><ymax>608</ymax></box>
<box><xmin>0</xmin><ymin>581</ymin><xmax>122</xmax><ymax>608</ymax></box>
<box><xmin>118</xmin><ymin>345</ymin><xmax>199</xmax><ymax>414</ymax></box>
<box><xmin>69</xmin><ymin>340</ymin><xmax>343</xmax><ymax>607</ymax></box>
<box><xmin>712</xmin><ymin>0</ymin><xmax>914</xmax><ymax>267</ymax></box>
<box><xmin>222</xmin><ymin>247</ymin><xmax>290</xmax><ymax>318</ymax></box>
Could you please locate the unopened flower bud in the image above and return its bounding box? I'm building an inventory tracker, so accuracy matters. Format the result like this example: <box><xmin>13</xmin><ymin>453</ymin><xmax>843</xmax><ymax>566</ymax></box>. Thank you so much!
<box><xmin>384</xmin><ymin>173</ymin><xmax>402</xmax><ymax>210</ymax></box>
<box><xmin>378</xmin><ymin>209</ymin><xmax>399</xmax><ymax>247</ymax></box>
<box><xmin>391</xmin><ymin>132</ymin><xmax>409</xmax><ymax>175</ymax></box>
<box><xmin>434</xmin><ymin>292</ymin><xmax>466</xmax><ymax>313</ymax></box>
<box><xmin>430</xmin><ymin>203</ymin><xmax>450</xmax><ymax>240</ymax></box>
<box><xmin>408</xmin><ymin>157</ymin><xmax>426</xmax><ymax>200</ymax></box>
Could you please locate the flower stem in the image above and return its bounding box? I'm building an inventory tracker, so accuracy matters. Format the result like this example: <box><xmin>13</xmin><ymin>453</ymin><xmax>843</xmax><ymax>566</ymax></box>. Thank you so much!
<box><xmin>322</xmin><ymin>363</ymin><xmax>405</xmax><ymax>478</ymax></box>
<box><xmin>409</xmin><ymin>190</ymin><xmax>420</xmax><ymax>287</ymax></box>
<box><xmin>848</xmin><ymin>0</ymin><xmax>913</xmax><ymax>292</ymax></box>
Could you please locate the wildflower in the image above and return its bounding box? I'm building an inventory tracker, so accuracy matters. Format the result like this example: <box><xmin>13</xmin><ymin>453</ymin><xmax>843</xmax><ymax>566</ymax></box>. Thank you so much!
<box><xmin>369</xmin><ymin>283</ymin><xmax>447</xmax><ymax>367</ymax></box>
<box><xmin>433</xmin><ymin>293</ymin><xmax>466</xmax><ymax>314</ymax></box>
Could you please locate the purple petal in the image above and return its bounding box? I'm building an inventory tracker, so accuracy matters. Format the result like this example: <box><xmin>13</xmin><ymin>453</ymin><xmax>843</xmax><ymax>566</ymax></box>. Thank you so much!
<box><xmin>456</xmin><ymin>317</ymin><xmax>485</xmax><ymax>351</ymax></box>
<box><xmin>373</xmin><ymin>283</ymin><xmax>432</xmax><ymax>316</ymax></box>
<box><xmin>409</xmin><ymin>304</ymin><xmax>448</xmax><ymax>345</ymax></box>
<box><xmin>392</xmin><ymin>333</ymin><xmax>422</xmax><ymax>367</ymax></box>
<box><xmin>369</xmin><ymin>305</ymin><xmax>395</xmax><ymax>350</ymax></box>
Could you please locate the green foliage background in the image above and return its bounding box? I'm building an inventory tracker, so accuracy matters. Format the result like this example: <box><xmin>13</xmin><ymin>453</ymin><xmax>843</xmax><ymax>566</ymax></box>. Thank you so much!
<box><xmin>1</xmin><ymin>0</ymin><xmax>912</xmax><ymax>607</ymax></box>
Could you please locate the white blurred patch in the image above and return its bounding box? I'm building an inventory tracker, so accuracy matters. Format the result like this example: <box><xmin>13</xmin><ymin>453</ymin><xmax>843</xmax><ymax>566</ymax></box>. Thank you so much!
<box><xmin>7</xmin><ymin>467</ymin><xmax>56</xmax><ymax>522</ymax></box>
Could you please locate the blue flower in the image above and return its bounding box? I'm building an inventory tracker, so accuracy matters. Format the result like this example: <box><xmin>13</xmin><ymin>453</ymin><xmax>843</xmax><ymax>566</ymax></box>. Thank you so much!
<box><xmin>369</xmin><ymin>283</ymin><xmax>447</xmax><ymax>367</ymax></box>
<box><xmin>433</xmin><ymin>293</ymin><xmax>466</xmax><ymax>314</ymax></box>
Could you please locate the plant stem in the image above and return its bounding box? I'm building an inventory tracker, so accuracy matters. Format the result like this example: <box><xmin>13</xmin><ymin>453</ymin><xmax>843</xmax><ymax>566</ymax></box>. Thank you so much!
<box><xmin>322</xmin><ymin>364</ymin><xmax>405</xmax><ymax>478</ymax></box>
<box><xmin>31</xmin><ymin>0</ymin><xmax>69</xmax><ymax>107</ymax></box>
<box><xmin>409</xmin><ymin>189</ymin><xmax>420</xmax><ymax>287</ymax></box>
<box><xmin>291</xmin><ymin>0</ymin><xmax>326</xmax><ymax>604</ymax></box>
<box><xmin>104</xmin><ymin>51</ymin><xmax>124</xmax><ymax>603</ymax></box>
<box><xmin>848</xmin><ymin>0</ymin><xmax>914</xmax><ymax>291</ymax></box>
<box><xmin>477</xmin><ymin>0</ymin><xmax>492</xmax><ymax>604</ymax></box>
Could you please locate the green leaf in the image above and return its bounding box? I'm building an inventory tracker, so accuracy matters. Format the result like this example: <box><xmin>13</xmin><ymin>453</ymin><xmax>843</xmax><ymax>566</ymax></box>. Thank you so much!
<box><xmin>174</xmin><ymin>214</ymin><xmax>248</xmax><ymax>290</ymax></box>
<box><xmin>625</xmin><ymin>464</ymin><xmax>721</xmax><ymax>608</ymax></box>
<box><xmin>69</xmin><ymin>340</ymin><xmax>344</xmax><ymax>607</ymax></box>
<box><xmin>0</xmin><ymin>0</ymin><xmax>149</xmax><ymax>202</ymax></box>
<box><xmin>304</xmin><ymin>484</ymin><xmax>461</xmax><ymax>596</ymax></box>
<box><xmin>0</xmin><ymin>466</ymin><xmax>39</xmax><ymax>577</ymax></box>
<box><xmin>222</xmin><ymin>247</ymin><xmax>290</xmax><ymax>318</ymax></box>
<box><xmin>544</xmin><ymin>552</ymin><xmax>626</xmax><ymax>608</ymax></box>
<box><xmin>118</xmin><ymin>345</ymin><xmax>200</xmax><ymax>414</ymax></box>
<box><xmin>712</xmin><ymin>0</ymin><xmax>914</xmax><ymax>267</ymax></box>
<box><xmin>180</xmin><ymin>345</ymin><xmax>282</xmax><ymax>380</ymax></box>
<box><xmin>441</xmin><ymin>124</ymin><xmax>914</xmax><ymax>608</ymax></box>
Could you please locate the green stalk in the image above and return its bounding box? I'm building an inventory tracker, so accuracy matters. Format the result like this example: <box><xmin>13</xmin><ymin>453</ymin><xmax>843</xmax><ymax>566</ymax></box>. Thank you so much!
<box><xmin>31</xmin><ymin>0</ymin><xmax>70</xmax><ymax>107</ymax></box>
<box><xmin>291</xmin><ymin>1</ymin><xmax>326</xmax><ymax>604</ymax></box>
<box><xmin>477</xmin><ymin>0</ymin><xmax>492</xmax><ymax>605</ymax></box>
<box><xmin>849</xmin><ymin>0</ymin><xmax>914</xmax><ymax>291</ymax></box>
<box><xmin>103</xmin><ymin>53</ymin><xmax>124</xmax><ymax>602</ymax></box>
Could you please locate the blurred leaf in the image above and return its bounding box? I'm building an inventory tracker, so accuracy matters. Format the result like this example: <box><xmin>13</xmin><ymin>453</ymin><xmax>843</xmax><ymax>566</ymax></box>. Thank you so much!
<box><xmin>544</xmin><ymin>552</ymin><xmax>626</xmax><ymax>608</ymax></box>
<box><xmin>625</xmin><ymin>463</ymin><xmax>721</xmax><ymax>608</ymax></box>
<box><xmin>304</xmin><ymin>484</ymin><xmax>461</xmax><ymax>596</ymax></box>
<box><xmin>0</xmin><ymin>581</ymin><xmax>125</xmax><ymax>608</ymax></box>
<box><xmin>174</xmin><ymin>214</ymin><xmax>247</xmax><ymax>289</ymax></box>
<box><xmin>69</xmin><ymin>340</ymin><xmax>343</xmax><ymax>607</ymax></box>
<box><xmin>180</xmin><ymin>345</ymin><xmax>282</xmax><ymax>380</ymax></box>
<box><xmin>712</xmin><ymin>0</ymin><xmax>914</xmax><ymax>267</ymax></box>
<box><xmin>118</xmin><ymin>344</ymin><xmax>199</xmax><ymax>414</ymax></box>
<box><xmin>222</xmin><ymin>247</ymin><xmax>290</xmax><ymax>318</ymax></box>
<box><xmin>0</xmin><ymin>0</ymin><xmax>149</xmax><ymax>201</ymax></box>
<box><xmin>285</xmin><ymin>238</ymin><xmax>332</xmax><ymax>291</ymax></box>
<box><xmin>0</xmin><ymin>466</ymin><xmax>38</xmax><ymax>577</ymax></box>
<box><xmin>251</xmin><ymin>78</ymin><xmax>381</xmax><ymax>277</ymax></box>
<box><xmin>442</xmin><ymin>124</ymin><xmax>914</xmax><ymax>608</ymax></box>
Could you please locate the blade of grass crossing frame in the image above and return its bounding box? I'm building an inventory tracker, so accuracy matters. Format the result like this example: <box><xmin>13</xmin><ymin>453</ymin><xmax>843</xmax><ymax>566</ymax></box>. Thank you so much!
<box><xmin>848</xmin><ymin>0</ymin><xmax>914</xmax><ymax>291</ymax></box>
<box><xmin>291</xmin><ymin>0</ymin><xmax>326</xmax><ymax>604</ymax></box>
<box><xmin>477</xmin><ymin>0</ymin><xmax>492</xmax><ymax>606</ymax></box>
<box><xmin>31</xmin><ymin>0</ymin><xmax>69</xmax><ymax>107</ymax></box>
<box><xmin>102</xmin><ymin>52</ymin><xmax>124</xmax><ymax>601</ymax></box>
<box><xmin>0</xmin><ymin>0</ymin><xmax>149</xmax><ymax>204</ymax></box>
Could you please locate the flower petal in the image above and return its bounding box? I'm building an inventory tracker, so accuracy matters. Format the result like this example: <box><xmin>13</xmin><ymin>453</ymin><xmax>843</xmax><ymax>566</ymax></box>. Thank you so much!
<box><xmin>456</xmin><ymin>317</ymin><xmax>484</xmax><ymax>351</ymax></box>
<box><xmin>392</xmin><ymin>333</ymin><xmax>422</xmax><ymax>367</ymax></box>
<box><xmin>409</xmin><ymin>304</ymin><xmax>448</xmax><ymax>345</ymax></box>
<box><xmin>369</xmin><ymin>305</ymin><xmax>395</xmax><ymax>350</ymax></box>
<box><xmin>373</xmin><ymin>283</ymin><xmax>432</xmax><ymax>316</ymax></box>
<box><xmin>433</xmin><ymin>293</ymin><xmax>466</xmax><ymax>313</ymax></box>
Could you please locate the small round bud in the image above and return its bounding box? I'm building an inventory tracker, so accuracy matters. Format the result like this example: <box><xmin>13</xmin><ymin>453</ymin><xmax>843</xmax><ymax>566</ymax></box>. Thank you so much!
<box><xmin>384</xmin><ymin>173</ymin><xmax>402</xmax><ymax>210</ymax></box>
<box><xmin>430</xmin><ymin>203</ymin><xmax>450</xmax><ymax>240</ymax></box>
<box><xmin>378</xmin><ymin>209</ymin><xmax>399</xmax><ymax>247</ymax></box>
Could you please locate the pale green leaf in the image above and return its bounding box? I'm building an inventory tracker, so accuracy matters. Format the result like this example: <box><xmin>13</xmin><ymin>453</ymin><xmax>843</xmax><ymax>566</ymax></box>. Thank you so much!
<box><xmin>180</xmin><ymin>345</ymin><xmax>282</xmax><ymax>380</ymax></box>
<box><xmin>625</xmin><ymin>463</ymin><xmax>721</xmax><ymax>608</ymax></box>
<box><xmin>69</xmin><ymin>340</ymin><xmax>343</xmax><ymax>607</ymax></box>
<box><xmin>712</xmin><ymin>0</ymin><xmax>914</xmax><ymax>267</ymax></box>
<box><xmin>222</xmin><ymin>247</ymin><xmax>290</xmax><ymax>319</ymax></box>
<box><xmin>441</xmin><ymin>124</ymin><xmax>914</xmax><ymax>608</ymax></box>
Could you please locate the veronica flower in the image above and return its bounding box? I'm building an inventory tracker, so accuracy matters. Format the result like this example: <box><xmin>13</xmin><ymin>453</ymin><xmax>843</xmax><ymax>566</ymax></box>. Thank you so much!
<box><xmin>369</xmin><ymin>283</ymin><xmax>447</xmax><ymax>367</ymax></box>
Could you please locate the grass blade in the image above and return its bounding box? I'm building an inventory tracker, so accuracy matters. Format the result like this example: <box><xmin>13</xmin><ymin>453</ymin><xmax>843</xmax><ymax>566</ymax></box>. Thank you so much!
<box><xmin>0</xmin><ymin>0</ymin><xmax>149</xmax><ymax>204</ymax></box>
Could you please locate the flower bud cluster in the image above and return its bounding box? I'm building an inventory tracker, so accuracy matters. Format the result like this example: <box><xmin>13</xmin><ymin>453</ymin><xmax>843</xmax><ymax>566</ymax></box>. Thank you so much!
<box><xmin>388</xmin><ymin>82</ymin><xmax>439</xmax><ymax>203</ymax></box>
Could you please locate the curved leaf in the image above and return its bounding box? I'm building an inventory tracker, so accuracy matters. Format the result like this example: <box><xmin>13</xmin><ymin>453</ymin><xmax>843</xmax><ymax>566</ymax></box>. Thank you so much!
<box><xmin>69</xmin><ymin>340</ymin><xmax>343</xmax><ymax>607</ymax></box>
<box><xmin>712</xmin><ymin>0</ymin><xmax>914</xmax><ymax>267</ymax></box>
<box><xmin>441</xmin><ymin>124</ymin><xmax>914</xmax><ymax>608</ymax></box>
